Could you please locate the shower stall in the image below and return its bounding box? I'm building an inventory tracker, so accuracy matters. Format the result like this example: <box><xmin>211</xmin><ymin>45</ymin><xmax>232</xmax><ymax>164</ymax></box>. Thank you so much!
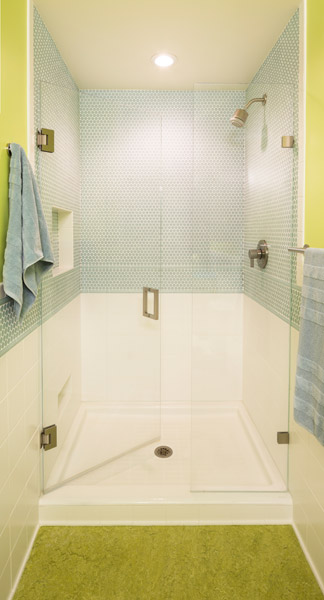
<box><xmin>35</xmin><ymin>8</ymin><xmax>300</xmax><ymax>521</ymax></box>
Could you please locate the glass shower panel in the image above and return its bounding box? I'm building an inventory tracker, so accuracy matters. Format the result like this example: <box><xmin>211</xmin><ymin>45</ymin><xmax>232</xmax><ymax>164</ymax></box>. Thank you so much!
<box><xmin>40</xmin><ymin>85</ymin><xmax>162</xmax><ymax>492</ymax></box>
<box><xmin>191</xmin><ymin>84</ymin><xmax>295</xmax><ymax>492</ymax></box>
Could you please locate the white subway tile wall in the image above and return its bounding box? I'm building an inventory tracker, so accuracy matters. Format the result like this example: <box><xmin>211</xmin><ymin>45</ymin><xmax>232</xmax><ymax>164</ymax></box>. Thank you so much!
<box><xmin>242</xmin><ymin>296</ymin><xmax>289</xmax><ymax>483</ymax></box>
<box><xmin>81</xmin><ymin>293</ymin><xmax>242</xmax><ymax>406</ymax></box>
<box><xmin>0</xmin><ymin>330</ymin><xmax>41</xmax><ymax>597</ymax></box>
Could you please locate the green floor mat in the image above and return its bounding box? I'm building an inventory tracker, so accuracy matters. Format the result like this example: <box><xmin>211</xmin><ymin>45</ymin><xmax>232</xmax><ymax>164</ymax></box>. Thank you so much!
<box><xmin>14</xmin><ymin>525</ymin><xmax>323</xmax><ymax>599</ymax></box>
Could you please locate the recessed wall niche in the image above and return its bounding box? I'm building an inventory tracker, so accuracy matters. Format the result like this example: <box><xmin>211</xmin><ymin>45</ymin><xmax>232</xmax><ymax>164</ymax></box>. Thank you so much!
<box><xmin>52</xmin><ymin>206</ymin><xmax>74</xmax><ymax>276</ymax></box>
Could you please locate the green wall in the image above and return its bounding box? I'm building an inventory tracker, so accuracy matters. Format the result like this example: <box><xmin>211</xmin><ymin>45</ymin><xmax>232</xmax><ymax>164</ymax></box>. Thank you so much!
<box><xmin>305</xmin><ymin>0</ymin><xmax>324</xmax><ymax>248</ymax></box>
<box><xmin>0</xmin><ymin>0</ymin><xmax>28</xmax><ymax>282</ymax></box>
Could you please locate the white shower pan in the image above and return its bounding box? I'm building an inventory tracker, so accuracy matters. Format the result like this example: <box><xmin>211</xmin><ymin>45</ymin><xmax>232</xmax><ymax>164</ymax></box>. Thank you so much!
<box><xmin>40</xmin><ymin>402</ymin><xmax>292</xmax><ymax>524</ymax></box>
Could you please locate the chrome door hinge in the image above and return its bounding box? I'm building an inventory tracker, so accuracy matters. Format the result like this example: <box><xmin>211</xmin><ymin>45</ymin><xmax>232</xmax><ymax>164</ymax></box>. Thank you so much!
<box><xmin>277</xmin><ymin>431</ymin><xmax>289</xmax><ymax>444</ymax></box>
<box><xmin>41</xmin><ymin>424</ymin><xmax>57</xmax><ymax>451</ymax></box>
<box><xmin>37</xmin><ymin>128</ymin><xmax>55</xmax><ymax>153</ymax></box>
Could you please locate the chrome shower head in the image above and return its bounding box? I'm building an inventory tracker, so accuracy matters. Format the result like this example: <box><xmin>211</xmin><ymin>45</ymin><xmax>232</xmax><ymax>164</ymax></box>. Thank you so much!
<box><xmin>230</xmin><ymin>108</ymin><xmax>248</xmax><ymax>128</ymax></box>
<box><xmin>230</xmin><ymin>94</ymin><xmax>267</xmax><ymax>128</ymax></box>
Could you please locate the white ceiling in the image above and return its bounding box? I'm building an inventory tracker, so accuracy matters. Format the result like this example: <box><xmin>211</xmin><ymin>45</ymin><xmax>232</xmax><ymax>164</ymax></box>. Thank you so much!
<box><xmin>34</xmin><ymin>0</ymin><xmax>300</xmax><ymax>90</ymax></box>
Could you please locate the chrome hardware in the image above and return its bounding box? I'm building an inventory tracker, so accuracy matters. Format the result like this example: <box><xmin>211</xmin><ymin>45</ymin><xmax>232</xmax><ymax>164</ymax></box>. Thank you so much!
<box><xmin>277</xmin><ymin>431</ymin><xmax>289</xmax><ymax>445</ymax></box>
<box><xmin>248</xmin><ymin>248</ymin><xmax>260</xmax><ymax>267</ymax></box>
<box><xmin>37</xmin><ymin>128</ymin><xmax>55</xmax><ymax>153</ymax></box>
<box><xmin>281</xmin><ymin>136</ymin><xmax>294</xmax><ymax>148</ymax></box>
<box><xmin>41</xmin><ymin>424</ymin><xmax>57</xmax><ymax>451</ymax></box>
<box><xmin>244</xmin><ymin>94</ymin><xmax>267</xmax><ymax>110</ymax></box>
<box><xmin>248</xmin><ymin>240</ymin><xmax>268</xmax><ymax>269</ymax></box>
<box><xmin>154</xmin><ymin>446</ymin><xmax>173</xmax><ymax>458</ymax></box>
<box><xmin>288</xmin><ymin>244</ymin><xmax>310</xmax><ymax>253</ymax></box>
<box><xmin>143</xmin><ymin>287</ymin><xmax>159</xmax><ymax>320</ymax></box>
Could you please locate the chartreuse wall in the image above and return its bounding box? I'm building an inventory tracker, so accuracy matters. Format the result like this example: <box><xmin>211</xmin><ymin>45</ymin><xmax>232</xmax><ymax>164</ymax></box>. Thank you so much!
<box><xmin>0</xmin><ymin>0</ymin><xmax>28</xmax><ymax>282</ymax></box>
<box><xmin>287</xmin><ymin>3</ymin><xmax>324</xmax><ymax>592</ymax></box>
<box><xmin>305</xmin><ymin>0</ymin><xmax>324</xmax><ymax>247</ymax></box>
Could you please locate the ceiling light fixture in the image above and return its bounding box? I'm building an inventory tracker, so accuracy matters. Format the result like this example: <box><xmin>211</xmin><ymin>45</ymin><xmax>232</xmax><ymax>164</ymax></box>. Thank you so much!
<box><xmin>152</xmin><ymin>53</ymin><xmax>177</xmax><ymax>68</ymax></box>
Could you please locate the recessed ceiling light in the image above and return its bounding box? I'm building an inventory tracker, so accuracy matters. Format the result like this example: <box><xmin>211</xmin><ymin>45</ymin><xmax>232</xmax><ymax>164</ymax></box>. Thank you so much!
<box><xmin>152</xmin><ymin>53</ymin><xmax>177</xmax><ymax>68</ymax></box>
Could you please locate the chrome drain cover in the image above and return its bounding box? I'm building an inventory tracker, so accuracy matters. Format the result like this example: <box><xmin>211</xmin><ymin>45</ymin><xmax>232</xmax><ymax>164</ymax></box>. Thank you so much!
<box><xmin>154</xmin><ymin>445</ymin><xmax>173</xmax><ymax>458</ymax></box>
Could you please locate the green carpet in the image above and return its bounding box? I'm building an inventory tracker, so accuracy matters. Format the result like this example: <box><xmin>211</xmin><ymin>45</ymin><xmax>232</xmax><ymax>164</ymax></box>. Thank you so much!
<box><xmin>14</xmin><ymin>526</ymin><xmax>323</xmax><ymax>599</ymax></box>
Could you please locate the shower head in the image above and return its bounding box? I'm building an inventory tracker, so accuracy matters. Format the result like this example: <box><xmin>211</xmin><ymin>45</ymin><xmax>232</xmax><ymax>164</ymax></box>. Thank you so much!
<box><xmin>230</xmin><ymin>108</ymin><xmax>248</xmax><ymax>128</ymax></box>
<box><xmin>230</xmin><ymin>94</ymin><xmax>267</xmax><ymax>128</ymax></box>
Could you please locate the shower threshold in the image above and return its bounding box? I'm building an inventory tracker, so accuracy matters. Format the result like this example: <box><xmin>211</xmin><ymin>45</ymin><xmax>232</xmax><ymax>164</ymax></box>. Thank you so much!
<box><xmin>40</xmin><ymin>402</ymin><xmax>292</xmax><ymax>525</ymax></box>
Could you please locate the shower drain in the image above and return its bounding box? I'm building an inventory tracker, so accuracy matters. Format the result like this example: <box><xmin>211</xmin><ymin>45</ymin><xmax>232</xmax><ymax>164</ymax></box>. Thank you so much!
<box><xmin>154</xmin><ymin>446</ymin><xmax>173</xmax><ymax>458</ymax></box>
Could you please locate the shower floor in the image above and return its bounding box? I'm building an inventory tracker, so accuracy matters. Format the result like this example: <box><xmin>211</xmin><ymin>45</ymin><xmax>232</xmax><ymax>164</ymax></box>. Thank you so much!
<box><xmin>40</xmin><ymin>402</ymin><xmax>291</xmax><ymax>524</ymax></box>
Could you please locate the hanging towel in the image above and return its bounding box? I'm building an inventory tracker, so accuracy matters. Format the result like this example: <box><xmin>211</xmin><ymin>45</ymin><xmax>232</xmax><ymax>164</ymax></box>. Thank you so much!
<box><xmin>3</xmin><ymin>143</ymin><xmax>54</xmax><ymax>320</ymax></box>
<box><xmin>294</xmin><ymin>248</ymin><xmax>324</xmax><ymax>445</ymax></box>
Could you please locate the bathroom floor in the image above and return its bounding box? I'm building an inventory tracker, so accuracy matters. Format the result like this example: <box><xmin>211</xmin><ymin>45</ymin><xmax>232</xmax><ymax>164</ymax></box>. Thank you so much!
<box><xmin>14</xmin><ymin>525</ymin><xmax>322</xmax><ymax>599</ymax></box>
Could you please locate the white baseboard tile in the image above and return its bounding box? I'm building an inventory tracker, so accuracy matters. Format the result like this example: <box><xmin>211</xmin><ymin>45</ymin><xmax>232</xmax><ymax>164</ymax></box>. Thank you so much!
<box><xmin>8</xmin><ymin>523</ymin><xmax>40</xmax><ymax>600</ymax></box>
<box><xmin>292</xmin><ymin>522</ymin><xmax>324</xmax><ymax>595</ymax></box>
<box><xmin>39</xmin><ymin>500</ymin><xmax>292</xmax><ymax>526</ymax></box>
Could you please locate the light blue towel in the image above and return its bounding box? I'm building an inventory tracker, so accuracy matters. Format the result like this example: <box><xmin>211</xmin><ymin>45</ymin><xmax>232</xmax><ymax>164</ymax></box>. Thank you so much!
<box><xmin>3</xmin><ymin>143</ymin><xmax>54</xmax><ymax>320</ymax></box>
<box><xmin>294</xmin><ymin>248</ymin><xmax>324</xmax><ymax>445</ymax></box>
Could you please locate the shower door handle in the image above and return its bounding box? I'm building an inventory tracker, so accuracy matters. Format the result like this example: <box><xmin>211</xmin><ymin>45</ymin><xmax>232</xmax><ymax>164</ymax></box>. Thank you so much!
<box><xmin>143</xmin><ymin>287</ymin><xmax>159</xmax><ymax>320</ymax></box>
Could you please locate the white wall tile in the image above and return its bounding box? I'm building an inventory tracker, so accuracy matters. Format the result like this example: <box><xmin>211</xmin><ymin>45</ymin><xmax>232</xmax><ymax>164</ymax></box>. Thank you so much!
<box><xmin>0</xmin><ymin>329</ymin><xmax>40</xmax><ymax>598</ymax></box>
<box><xmin>192</xmin><ymin>294</ymin><xmax>243</xmax><ymax>403</ymax></box>
<box><xmin>0</xmin><ymin>525</ymin><xmax>10</xmax><ymax>578</ymax></box>
<box><xmin>0</xmin><ymin>559</ymin><xmax>11</xmax><ymax>600</ymax></box>
<box><xmin>11</xmin><ymin>527</ymin><xmax>28</xmax><ymax>588</ymax></box>
<box><xmin>192</xmin><ymin>334</ymin><xmax>242</xmax><ymax>402</ymax></box>
<box><xmin>8</xmin><ymin>418</ymin><xmax>26</xmax><ymax>473</ymax></box>
<box><xmin>0</xmin><ymin>440</ymin><xmax>9</xmax><ymax>491</ymax></box>
<box><xmin>243</xmin><ymin>296</ymin><xmax>289</xmax><ymax>482</ymax></box>
<box><xmin>307</xmin><ymin>525</ymin><xmax>324</xmax><ymax>587</ymax></box>
<box><xmin>10</xmin><ymin>487</ymin><xmax>30</xmax><ymax>551</ymax></box>
<box><xmin>42</xmin><ymin>297</ymin><xmax>82</xmax><ymax>490</ymax></box>
<box><xmin>0</xmin><ymin>355</ymin><xmax>7</xmax><ymax>403</ymax></box>
<box><xmin>192</xmin><ymin>294</ymin><xmax>243</xmax><ymax>336</ymax></box>
<box><xmin>6</xmin><ymin>342</ymin><xmax>25</xmax><ymax>393</ymax></box>
<box><xmin>0</xmin><ymin>398</ymin><xmax>8</xmax><ymax>447</ymax></box>
<box><xmin>7</xmin><ymin>380</ymin><xmax>25</xmax><ymax>432</ymax></box>
<box><xmin>0</xmin><ymin>479</ymin><xmax>14</xmax><ymax>535</ymax></box>
<box><xmin>25</xmin><ymin>505</ymin><xmax>38</xmax><ymax>549</ymax></box>
<box><xmin>25</xmin><ymin>395</ymin><xmax>40</xmax><ymax>446</ymax></box>
<box><xmin>24</xmin><ymin>363</ymin><xmax>41</xmax><ymax>411</ymax></box>
<box><xmin>81</xmin><ymin>293</ymin><xmax>243</xmax><ymax>406</ymax></box>
<box><xmin>23</xmin><ymin>329</ymin><xmax>40</xmax><ymax>374</ymax></box>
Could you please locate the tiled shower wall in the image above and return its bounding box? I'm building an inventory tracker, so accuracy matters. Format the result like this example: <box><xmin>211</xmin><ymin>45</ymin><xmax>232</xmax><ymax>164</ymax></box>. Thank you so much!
<box><xmin>34</xmin><ymin>8</ymin><xmax>81</xmax><ymax>318</ymax></box>
<box><xmin>80</xmin><ymin>90</ymin><xmax>245</xmax><ymax>293</ymax></box>
<box><xmin>244</xmin><ymin>10</ymin><xmax>299</xmax><ymax>324</ymax></box>
<box><xmin>0</xmin><ymin>8</ymin><xmax>81</xmax><ymax>360</ymax></box>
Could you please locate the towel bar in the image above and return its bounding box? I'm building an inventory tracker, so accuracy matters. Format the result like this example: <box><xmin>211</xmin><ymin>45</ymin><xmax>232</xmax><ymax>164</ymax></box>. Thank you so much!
<box><xmin>288</xmin><ymin>245</ymin><xmax>310</xmax><ymax>253</ymax></box>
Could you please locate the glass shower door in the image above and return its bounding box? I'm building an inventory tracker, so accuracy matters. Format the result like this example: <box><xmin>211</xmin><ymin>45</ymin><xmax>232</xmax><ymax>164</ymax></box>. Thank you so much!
<box><xmin>190</xmin><ymin>83</ymin><xmax>295</xmax><ymax>492</ymax></box>
<box><xmin>39</xmin><ymin>86</ymin><xmax>162</xmax><ymax>492</ymax></box>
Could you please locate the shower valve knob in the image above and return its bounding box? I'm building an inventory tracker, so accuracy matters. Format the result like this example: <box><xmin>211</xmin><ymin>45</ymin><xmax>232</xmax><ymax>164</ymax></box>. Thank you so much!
<box><xmin>248</xmin><ymin>248</ymin><xmax>261</xmax><ymax>267</ymax></box>
<box><xmin>248</xmin><ymin>240</ymin><xmax>268</xmax><ymax>269</ymax></box>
